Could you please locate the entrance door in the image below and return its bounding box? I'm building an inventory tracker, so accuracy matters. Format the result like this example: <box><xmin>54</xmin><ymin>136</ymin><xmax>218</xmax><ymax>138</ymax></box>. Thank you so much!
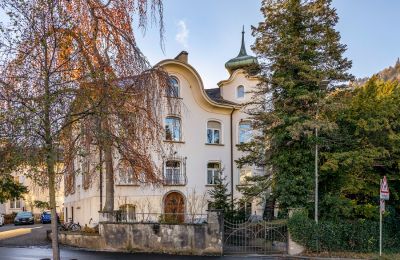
<box><xmin>164</xmin><ymin>192</ymin><xmax>185</xmax><ymax>223</ymax></box>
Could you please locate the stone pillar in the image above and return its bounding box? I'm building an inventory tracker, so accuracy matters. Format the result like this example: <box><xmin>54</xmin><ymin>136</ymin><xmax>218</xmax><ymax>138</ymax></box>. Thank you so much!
<box><xmin>287</xmin><ymin>208</ymin><xmax>305</xmax><ymax>256</ymax></box>
<box><xmin>207</xmin><ymin>210</ymin><xmax>223</xmax><ymax>255</ymax></box>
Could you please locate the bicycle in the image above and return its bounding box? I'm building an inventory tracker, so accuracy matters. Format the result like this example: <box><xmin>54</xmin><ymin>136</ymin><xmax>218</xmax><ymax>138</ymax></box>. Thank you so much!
<box><xmin>58</xmin><ymin>218</ymin><xmax>81</xmax><ymax>232</ymax></box>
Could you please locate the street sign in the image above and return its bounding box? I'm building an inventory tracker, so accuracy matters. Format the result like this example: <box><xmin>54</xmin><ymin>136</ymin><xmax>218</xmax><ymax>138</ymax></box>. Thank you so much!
<box><xmin>379</xmin><ymin>176</ymin><xmax>389</xmax><ymax>257</ymax></box>
<box><xmin>380</xmin><ymin>176</ymin><xmax>389</xmax><ymax>200</ymax></box>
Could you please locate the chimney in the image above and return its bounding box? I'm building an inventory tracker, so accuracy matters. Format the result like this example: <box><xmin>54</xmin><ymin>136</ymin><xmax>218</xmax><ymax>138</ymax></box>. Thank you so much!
<box><xmin>174</xmin><ymin>51</ymin><xmax>188</xmax><ymax>63</ymax></box>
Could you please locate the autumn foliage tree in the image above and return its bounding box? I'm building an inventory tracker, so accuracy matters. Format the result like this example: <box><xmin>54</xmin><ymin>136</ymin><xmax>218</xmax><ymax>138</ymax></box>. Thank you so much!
<box><xmin>0</xmin><ymin>1</ymin><xmax>167</xmax><ymax>259</ymax></box>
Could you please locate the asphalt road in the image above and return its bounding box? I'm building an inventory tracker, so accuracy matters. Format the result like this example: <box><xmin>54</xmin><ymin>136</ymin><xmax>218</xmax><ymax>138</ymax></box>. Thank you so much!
<box><xmin>0</xmin><ymin>223</ymin><xmax>51</xmax><ymax>247</ymax></box>
<box><xmin>0</xmin><ymin>247</ymin><xmax>289</xmax><ymax>260</ymax></box>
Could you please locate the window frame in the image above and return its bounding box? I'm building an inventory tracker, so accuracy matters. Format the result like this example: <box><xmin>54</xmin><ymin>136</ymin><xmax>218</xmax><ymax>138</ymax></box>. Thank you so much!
<box><xmin>207</xmin><ymin>161</ymin><xmax>221</xmax><ymax>185</ymax></box>
<box><xmin>239</xmin><ymin>167</ymin><xmax>252</xmax><ymax>185</ymax></box>
<box><xmin>238</xmin><ymin>120</ymin><xmax>252</xmax><ymax>144</ymax></box>
<box><xmin>206</xmin><ymin>120</ymin><xmax>222</xmax><ymax>144</ymax></box>
<box><xmin>10</xmin><ymin>198</ymin><xmax>21</xmax><ymax>209</ymax></box>
<box><xmin>167</xmin><ymin>76</ymin><xmax>180</xmax><ymax>98</ymax></box>
<box><xmin>237</xmin><ymin>85</ymin><xmax>245</xmax><ymax>99</ymax></box>
<box><xmin>164</xmin><ymin>159</ymin><xmax>186</xmax><ymax>185</ymax></box>
<box><xmin>165</xmin><ymin>116</ymin><xmax>182</xmax><ymax>142</ymax></box>
<box><xmin>117</xmin><ymin>162</ymin><xmax>138</xmax><ymax>186</ymax></box>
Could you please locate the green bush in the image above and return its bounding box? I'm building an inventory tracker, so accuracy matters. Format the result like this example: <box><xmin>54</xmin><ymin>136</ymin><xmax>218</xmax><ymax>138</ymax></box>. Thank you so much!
<box><xmin>288</xmin><ymin>210</ymin><xmax>400</xmax><ymax>253</ymax></box>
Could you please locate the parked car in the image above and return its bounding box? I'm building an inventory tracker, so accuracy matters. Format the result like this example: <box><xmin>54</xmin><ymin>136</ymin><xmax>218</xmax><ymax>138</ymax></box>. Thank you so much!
<box><xmin>40</xmin><ymin>211</ymin><xmax>60</xmax><ymax>224</ymax></box>
<box><xmin>40</xmin><ymin>211</ymin><xmax>51</xmax><ymax>224</ymax></box>
<box><xmin>14</xmin><ymin>211</ymin><xmax>34</xmax><ymax>225</ymax></box>
<box><xmin>0</xmin><ymin>214</ymin><xmax>4</xmax><ymax>226</ymax></box>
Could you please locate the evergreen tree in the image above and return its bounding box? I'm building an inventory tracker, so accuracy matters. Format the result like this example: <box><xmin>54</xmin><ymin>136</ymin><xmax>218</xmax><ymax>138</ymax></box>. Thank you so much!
<box><xmin>238</xmin><ymin>0</ymin><xmax>352</xmax><ymax>213</ymax></box>
<box><xmin>320</xmin><ymin>77</ymin><xmax>400</xmax><ymax>220</ymax></box>
<box><xmin>208</xmin><ymin>175</ymin><xmax>231</xmax><ymax>213</ymax></box>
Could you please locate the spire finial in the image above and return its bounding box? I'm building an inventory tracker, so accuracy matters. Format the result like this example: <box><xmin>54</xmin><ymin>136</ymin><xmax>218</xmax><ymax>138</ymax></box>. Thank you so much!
<box><xmin>238</xmin><ymin>25</ymin><xmax>247</xmax><ymax>57</ymax></box>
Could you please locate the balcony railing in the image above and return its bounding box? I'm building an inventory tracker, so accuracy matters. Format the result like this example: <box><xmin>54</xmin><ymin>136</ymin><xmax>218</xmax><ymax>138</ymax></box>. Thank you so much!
<box><xmin>164</xmin><ymin>172</ymin><xmax>186</xmax><ymax>185</ymax></box>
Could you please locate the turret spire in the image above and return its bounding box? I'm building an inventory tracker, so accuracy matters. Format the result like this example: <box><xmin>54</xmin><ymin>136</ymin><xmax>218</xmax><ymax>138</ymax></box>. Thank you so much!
<box><xmin>238</xmin><ymin>25</ymin><xmax>247</xmax><ymax>57</ymax></box>
<box><xmin>224</xmin><ymin>26</ymin><xmax>258</xmax><ymax>74</ymax></box>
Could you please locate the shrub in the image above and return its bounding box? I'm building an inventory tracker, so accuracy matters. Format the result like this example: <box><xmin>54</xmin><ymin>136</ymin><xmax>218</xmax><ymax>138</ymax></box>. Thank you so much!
<box><xmin>4</xmin><ymin>212</ymin><xmax>17</xmax><ymax>224</ymax></box>
<box><xmin>288</xmin><ymin>210</ymin><xmax>400</xmax><ymax>253</ymax></box>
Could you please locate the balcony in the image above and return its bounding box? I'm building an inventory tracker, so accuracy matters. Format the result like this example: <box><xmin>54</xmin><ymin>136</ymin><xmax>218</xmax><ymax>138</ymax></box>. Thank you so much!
<box><xmin>164</xmin><ymin>172</ymin><xmax>186</xmax><ymax>186</ymax></box>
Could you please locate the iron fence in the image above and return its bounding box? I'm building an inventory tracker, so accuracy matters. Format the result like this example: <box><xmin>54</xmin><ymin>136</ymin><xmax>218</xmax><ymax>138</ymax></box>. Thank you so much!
<box><xmin>108</xmin><ymin>211</ymin><xmax>208</xmax><ymax>224</ymax></box>
<box><xmin>223</xmin><ymin>217</ymin><xmax>288</xmax><ymax>255</ymax></box>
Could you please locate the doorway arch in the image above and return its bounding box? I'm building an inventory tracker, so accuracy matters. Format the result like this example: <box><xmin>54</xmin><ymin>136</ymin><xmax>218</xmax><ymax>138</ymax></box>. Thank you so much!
<box><xmin>163</xmin><ymin>191</ymin><xmax>185</xmax><ymax>223</ymax></box>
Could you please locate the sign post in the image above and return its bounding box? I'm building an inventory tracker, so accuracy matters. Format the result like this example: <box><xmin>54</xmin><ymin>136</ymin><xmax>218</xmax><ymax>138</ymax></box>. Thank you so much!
<box><xmin>380</xmin><ymin>176</ymin><xmax>389</xmax><ymax>256</ymax></box>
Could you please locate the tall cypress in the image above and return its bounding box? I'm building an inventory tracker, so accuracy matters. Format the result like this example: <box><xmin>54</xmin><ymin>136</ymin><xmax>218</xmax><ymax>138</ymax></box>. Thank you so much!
<box><xmin>237</xmin><ymin>0</ymin><xmax>352</xmax><ymax>213</ymax></box>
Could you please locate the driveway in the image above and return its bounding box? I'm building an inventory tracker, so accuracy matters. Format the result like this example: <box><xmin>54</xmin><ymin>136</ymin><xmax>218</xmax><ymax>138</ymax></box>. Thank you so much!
<box><xmin>0</xmin><ymin>223</ymin><xmax>51</xmax><ymax>247</ymax></box>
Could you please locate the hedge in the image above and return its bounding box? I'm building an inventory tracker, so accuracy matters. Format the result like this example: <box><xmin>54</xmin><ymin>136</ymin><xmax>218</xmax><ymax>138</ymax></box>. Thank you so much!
<box><xmin>288</xmin><ymin>210</ymin><xmax>400</xmax><ymax>252</ymax></box>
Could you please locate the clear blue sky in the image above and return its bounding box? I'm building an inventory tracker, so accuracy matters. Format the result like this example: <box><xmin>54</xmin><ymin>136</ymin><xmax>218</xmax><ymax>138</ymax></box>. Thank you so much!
<box><xmin>136</xmin><ymin>0</ymin><xmax>400</xmax><ymax>88</ymax></box>
<box><xmin>0</xmin><ymin>1</ymin><xmax>398</xmax><ymax>88</ymax></box>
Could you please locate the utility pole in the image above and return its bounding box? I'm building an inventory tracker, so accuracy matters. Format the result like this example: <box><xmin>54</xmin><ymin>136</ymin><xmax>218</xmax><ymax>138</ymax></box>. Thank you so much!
<box><xmin>315</xmin><ymin>125</ymin><xmax>318</xmax><ymax>224</ymax></box>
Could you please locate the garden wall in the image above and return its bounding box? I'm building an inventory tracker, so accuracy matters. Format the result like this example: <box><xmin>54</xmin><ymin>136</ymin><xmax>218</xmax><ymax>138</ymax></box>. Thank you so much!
<box><xmin>58</xmin><ymin>211</ymin><xmax>223</xmax><ymax>255</ymax></box>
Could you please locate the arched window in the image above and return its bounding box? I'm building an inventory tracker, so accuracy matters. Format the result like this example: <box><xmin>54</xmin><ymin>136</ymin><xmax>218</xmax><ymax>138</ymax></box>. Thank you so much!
<box><xmin>237</xmin><ymin>85</ymin><xmax>245</xmax><ymax>99</ymax></box>
<box><xmin>164</xmin><ymin>160</ymin><xmax>184</xmax><ymax>185</ymax></box>
<box><xmin>207</xmin><ymin>120</ymin><xmax>221</xmax><ymax>144</ymax></box>
<box><xmin>165</xmin><ymin>116</ymin><xmax>181</xmax><ymax>141</ymax></box>
<box><xmin>168</xmin><ymin>77</ymin><xmax>180</xmax><ymax>97</ymax></box>
<box><xmin>207</xmin><ymin>162</ymin><xmax>221</xmax><ymax>185</ymax></box>
<box><xmin>239</xmin><ymin>121</ymin><xmax>252</xmax><ymax>144</ymax></box>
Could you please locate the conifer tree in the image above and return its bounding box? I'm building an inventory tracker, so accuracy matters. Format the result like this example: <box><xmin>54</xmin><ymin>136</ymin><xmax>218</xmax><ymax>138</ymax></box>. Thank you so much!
<box><xmin>238</xmin><ymin>0</ymin><xmax>352</xmax><ymax>213</ymax></box>
<box><xmin>208</xmin><ymin>175</ymin><xmax>231</xmax><ymax>213</ymax></box>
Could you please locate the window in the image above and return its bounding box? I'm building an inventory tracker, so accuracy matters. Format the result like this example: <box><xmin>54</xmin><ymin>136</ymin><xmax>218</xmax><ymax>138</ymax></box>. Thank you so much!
<box><xmin>167</xmin><ymin>77</ymin><xmax>180</xmax><ymax>97</ymax></box>
<box><xmin>207</xmin><ymin>121</ymin><xmax>221</xmax><ymax>144</ymax></box>
<box><xmin>207</xmin><ymin>162</ymin><xmax>221</xmax><ymax>185</ymax></box>
<box><xmin>10</xmin><ymin>198</ymin><xmax>21</xmax><ymax>209</ymax></box>
<box><xmin>118</xmin><ymin>164</ymin><xmax>136</xmax><ymax>185</ymax></box>
<box><xmin>239</xmin><ymin>121</ymin><xmax>252</xmax><ymax>144</ymax></box>
<box><xmin>165</xmin><ymin>116</ymin><xmax>181</xmax><ymax>141</ymax></box>
<box><xmin>239</xmin><ymin>168</ymin><xmax>252</xmax><ymax>185</ymax></box>
<box><xmin>164</xmin><ymin>160</ymin><xmax>185</xmax><ymax>185</ymax></box>
<box><xmin>237</xmin><ymin>85</ymin><xmax>245</xmax><ymax>98</ymax></box>
<box><xmin>119</xmin><ymin>204</ymin><xmax>136</xmax><ymax>222</ymax></box>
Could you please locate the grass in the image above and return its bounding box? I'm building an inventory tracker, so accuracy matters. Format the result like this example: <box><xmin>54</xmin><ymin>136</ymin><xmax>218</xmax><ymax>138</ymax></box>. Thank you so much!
<box><xmin>302</xmin><ymin>251</ymin><xmax>400</xmax><ymax>259</ymax></box>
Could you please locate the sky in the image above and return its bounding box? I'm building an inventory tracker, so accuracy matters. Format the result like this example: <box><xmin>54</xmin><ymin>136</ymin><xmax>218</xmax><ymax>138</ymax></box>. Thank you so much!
<box><xmin>135</xmin><ymin>0</ymin><xmax>400</xmax><ymax>88</ymax></box>
<box><xmin>0</xmin><ymin>1</ymin><xmax>398</xmax><ymax>89</ymax></box>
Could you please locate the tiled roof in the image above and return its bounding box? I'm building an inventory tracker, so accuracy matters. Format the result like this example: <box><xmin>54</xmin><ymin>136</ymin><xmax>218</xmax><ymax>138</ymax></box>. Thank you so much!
<box><xmin>205</xmin><ymin>88</ymin><xmax>238</xmax><ymax>106</ymax></box>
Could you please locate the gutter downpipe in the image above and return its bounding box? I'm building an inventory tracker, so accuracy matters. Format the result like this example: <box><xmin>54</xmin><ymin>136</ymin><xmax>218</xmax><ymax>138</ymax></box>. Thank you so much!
<box><xmin>230</xmin><ymin>108</ymin><xmax>235</xmax><ymax>208</ymax></box>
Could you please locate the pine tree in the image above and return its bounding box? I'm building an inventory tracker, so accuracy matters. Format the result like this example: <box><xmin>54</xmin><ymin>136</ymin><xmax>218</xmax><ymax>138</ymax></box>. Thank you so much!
<box><xmin>238</xmin><ymin>0</ymin><xmax>352</xmax><ymax>213</ymax></box>
<box><xmin>208</xmin><ymin>175</ymin><xmax>231</xmax><ymax>213</ymax></box>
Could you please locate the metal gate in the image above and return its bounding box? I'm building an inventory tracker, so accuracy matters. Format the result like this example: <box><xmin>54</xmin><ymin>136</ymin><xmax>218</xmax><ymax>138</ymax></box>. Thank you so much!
<box><xmin>223</xmin><ymin>218</ymin><xmax>288</xmax><ymax>255</ymax></box>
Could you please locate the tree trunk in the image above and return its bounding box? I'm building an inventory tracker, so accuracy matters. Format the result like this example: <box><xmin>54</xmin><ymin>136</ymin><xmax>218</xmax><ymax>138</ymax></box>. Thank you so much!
<box><xmin>48</xmin><ymin>156</ymin><xmax>60</xmax><ymax>260</ymax></box>
<box><xmin>103</xmin><ymin>141</ymin><xmax>114</xmax><ymax>211</ymax></box>
<box><xmin>102</xmin><ymin>108</ymin><xmax>114</xmax><ymax>212</ymax></box>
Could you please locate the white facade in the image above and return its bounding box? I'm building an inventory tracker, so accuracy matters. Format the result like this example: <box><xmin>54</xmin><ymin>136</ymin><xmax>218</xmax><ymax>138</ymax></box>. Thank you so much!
<box><xmin>64</xmin><ymin>47</ymin><xmax>264</xmax><ymax>226</ymax></box>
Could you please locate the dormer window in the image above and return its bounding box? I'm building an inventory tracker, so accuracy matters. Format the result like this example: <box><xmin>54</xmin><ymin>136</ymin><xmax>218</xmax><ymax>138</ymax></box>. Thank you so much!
<box><xmin>167</xmin><ymin>77</ymin><xmax>180</xmax><ymax>98</ymax></box>
<box><xmin>237</xmin><ymin>85</ymin><xmax>245</xmax><ymax>99</ymax></box>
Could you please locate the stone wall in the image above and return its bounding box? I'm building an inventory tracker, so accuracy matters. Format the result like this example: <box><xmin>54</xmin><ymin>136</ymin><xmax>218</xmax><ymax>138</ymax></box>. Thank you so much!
<box><xmin>58</xmin><ymin>211</ymin><xmax>223</xmax><ymax>255</ymax></box>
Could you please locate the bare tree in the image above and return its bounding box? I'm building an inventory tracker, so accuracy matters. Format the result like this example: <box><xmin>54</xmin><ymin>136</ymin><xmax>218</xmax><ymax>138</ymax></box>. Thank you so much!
<box><xmin>0</xmin><ymin>1</ymin><xmax>91</xmax><ymax>259</ymax></box>
<box><xmin>57</xmin><ymin>0</ymin><xmax>169</xmax><ymax>213</ymax></box>
<box><xmin>0</xmin><ymin>2</ymin><xmax>168</xmax><ymax>259</ymax></box>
